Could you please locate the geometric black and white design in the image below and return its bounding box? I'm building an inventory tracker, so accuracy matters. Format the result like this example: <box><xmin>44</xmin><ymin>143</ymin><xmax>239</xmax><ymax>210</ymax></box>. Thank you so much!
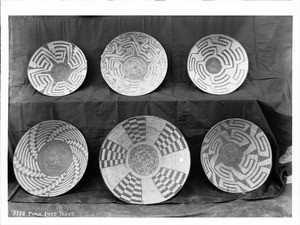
<box><xmin>13</xmin><ymin>120</ymin><xmax>88</xmax><ymax>197</ymax></box>
<box><xmin>152</xmin><ymin>167</ymin><xmax>186</xmax><ymax>198</ymax></box>
<box><xmin>122</xmin><ymin>116</ymin><xmax>146</xmax><ymax>144</ymax></box>
<box><xmin>113</xmin><ymin>172</ymin><xmax>143</xmax><ymax>204</ymax></box>
<box><xmin>101</xmin><ymin>32</ymin><xmax>168</xmax><ymax>96</ymax></box>
<box><xmin>99</xmin><ymin>140</ymin><xmax>128</xmax><ymax>168</ymax></box>
<box><xmin>99</xmin><ymin>115</ymin><xmax>190</xmax><ymax>204</ymax></box>
<box><xmin>188</xmin><ymin>34</ymin><xmax>248</xmax><ymax>95</ymax></box>
<box><xmin>201</xmin><ymin>118</ymin><xmax>272</xmax><ymax>193</ymax></box>
<box><xmin>154</xmin><ymin>123</ymin><xmax>187</xmax><ymax>156</ymax></box>
<box><xmin>28</xmin><ymin>41</ymin><xmax>87</xmax><ymax>96</ymax></box>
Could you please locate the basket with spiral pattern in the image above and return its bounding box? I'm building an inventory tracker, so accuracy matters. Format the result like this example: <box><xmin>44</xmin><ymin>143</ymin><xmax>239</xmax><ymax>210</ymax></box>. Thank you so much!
<box><xmin>100</xmin><ymin>32</ymin><xmax>168</xmax><ymax>96</ymax></box>
<box><xmin>99</xmin><ymin>115</ymin><xmax>190</xmax><ymax>204</ymax></box>
<box><xmin>28</xmin><ymin>40</ymin><xmax>87</xmax><ymax>96</ymax></box>
<box><xmin>13</xmin><ymin>120</ymin><xmax>88</xmax><ymax>197</ymax></box>
<box><xmin>201</xmin><ymin>118</ymin><xmax>272</xmax><ymax>193</ymax></box>
<box><xmin>187</xmin><ymin>34</ymin><xmax>248</xmax><ymax>95</ymax></box>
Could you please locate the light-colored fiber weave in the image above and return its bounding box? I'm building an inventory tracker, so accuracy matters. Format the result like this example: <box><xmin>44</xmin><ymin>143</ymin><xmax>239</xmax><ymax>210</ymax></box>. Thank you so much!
<box><xmin>201</xmin><ymin>118</ymin><xmax>272</xmax><ymax>193</ymax></box>
<box><xmin>188</xmin><ymin>34</ymin><xmax>248</xmax><ymax>95</ymax></box>
<box><xmin>101</xmin><ymin>32</ymin><xmax>168</xmax><ymax>96</ymax></box>
<box><xmin>99</xmin><ymin>115</ymin><xmax>190</xmax><ymax>204</ymax></box>
<box><xmin>13</xmin><ymin>120</ymin><xmax>88</xmax><ymax>197</ymax></box>
<box><xmin>28</xmin><ymin>40</ymin><xmax>87</xmax><ymax>96</ymax></box>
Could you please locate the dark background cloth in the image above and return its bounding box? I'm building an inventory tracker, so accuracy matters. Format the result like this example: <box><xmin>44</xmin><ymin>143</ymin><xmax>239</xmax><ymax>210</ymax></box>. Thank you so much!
<box><xmin>8</xmin><ymin>16</ymin><xmax>292</xmax><ymax>207</ymax></box>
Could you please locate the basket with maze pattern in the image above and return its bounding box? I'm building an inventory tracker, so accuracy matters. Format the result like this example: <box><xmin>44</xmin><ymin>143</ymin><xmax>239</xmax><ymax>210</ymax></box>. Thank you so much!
<box><xmin>13</xmin><ymin>120</ymin><xmax>88</xmax><ymax>197</ymax></box>
<box><xmin>187</xmin><ymin>34</ymin><xmax>249</xmax><ymax>95</ymax></box>
<box><xmin>28</xmin><ymin>40</ymin><xmax>87</xmax><ymax>96</ymax></box>
<box><xmin>99</xmin><ymin>115</ymin><xmax>190</xmax><ymax>204</ymax></box>
<box><xmin>200</xmin><ymin>118</ymin><xmax>272</xmax><ymax>193</ymax></box>
<box><xmin>100</xmin><ymin>32</ymin><xmax>168</xmax><ymax>96</ymax></box>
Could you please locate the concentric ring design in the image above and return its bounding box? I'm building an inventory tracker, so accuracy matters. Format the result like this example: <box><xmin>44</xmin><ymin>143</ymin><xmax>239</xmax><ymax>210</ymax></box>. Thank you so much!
<box><xmin>99</xmin><ymin>116</ymin><xmax>190</xmax><ymax>204</ymax></box>
<box><xmin>201</xmin><ymin>118</ymin><xmax>272</xmax><ymax>193</ymax></box>
<box><xmin>187</xmin><ymin>34</ymin><xmax>248</xmax><ymax>95</ymax></box>
<box><xmin>28</xmin><ymin>41</ymin><xmax>87</xmax><ymax>96</ymax></box>
<box><xmin>13</xmin><ymin>120</ymin><xmax>88</xmax><ymax>197</ymax></box>
<box><xmin>100</xmin><ymin>32</ymin><xmax>168</xmax><ymax>96</ymax></box>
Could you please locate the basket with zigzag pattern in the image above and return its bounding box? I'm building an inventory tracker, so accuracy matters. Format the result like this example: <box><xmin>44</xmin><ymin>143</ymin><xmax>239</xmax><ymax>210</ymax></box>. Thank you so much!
<box><xmin>28</xmin><ymin>40</ymin><xmax>87</xmax><ymax>96</ymax></box>
<box><xmin>13</xmin><ymin>120</ymin><xmax>88</xmax><ymax>197</ymax></box>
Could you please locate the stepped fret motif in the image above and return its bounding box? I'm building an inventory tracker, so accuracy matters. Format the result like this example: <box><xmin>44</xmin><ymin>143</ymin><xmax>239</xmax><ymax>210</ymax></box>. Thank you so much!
<box><xmin>101</xmin><ymin>32</ymin><xmax>167</xmax><ymax>96</ymax></box>
<box><xmin>188</xmin><ymin>34</ymin><xmax>248</xmax><ymax>95</ymax></box>
<box><xmin>201</xmin><ymin>118</ymin><xmax>272</xmax><ymax>193</ymax></box>
<box><xmin>28</xmin><ymin>41</ymin><xmax>87</xmax><ymax>96</ymax></box>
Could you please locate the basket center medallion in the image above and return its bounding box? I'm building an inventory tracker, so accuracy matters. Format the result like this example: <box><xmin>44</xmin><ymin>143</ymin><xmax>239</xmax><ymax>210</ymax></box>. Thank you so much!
<box><xmin>218</xmin><ymin>142</ymin><xmax>243</xmax><ymax>168</ymax></box>
<box><xmin>205</xmin><ymin>57</ymin><xmax>222</xmax><ymax>74</ymax></box>
<box><xmin>124</xmin><ymin>57</ymin><xmax>148</xmax><ymax>80</ymax></box>
<box><xmin>37</xmin><ymin>140</ymin><xmax>73</xmax><ymax>176</ymax></box>
<box><xmin>52</xmin><ymin>63</ymin><xmax>71</xmax><ymax>82</ymax></box>
<box><xmin>128</xmin><ymin>144</ymin><xmax>159</xmax><ymax>176</ymax></box>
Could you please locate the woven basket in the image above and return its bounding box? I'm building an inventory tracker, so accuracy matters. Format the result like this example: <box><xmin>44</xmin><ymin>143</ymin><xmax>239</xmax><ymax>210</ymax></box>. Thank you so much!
<box><xmin>28</xmin><ymin>40</ymin><xmax>87</xmax><ymax>96</ymax></box>
<box><xmin>13</xmin><ymin>120</ymin><xmax>88</xmax><ymax>197</ymax></box>
<box><xmin>201</xmin><ymin>118</ymin><xmax>272</xmax><ymax>193</ymax></box>
<box><xmin>100</xmin><ymin>32</ymin><xmax>168</xmax><ymax>96</ymax></box>
<box><xmin>187</xmin><ymin>34</ymin><xmax>248</xmax><ymax>95</ymax></box>
<box><xmin>99</xmin><ymin>115</ymin><xmax>190</xmax><ymax>204</ymax></box>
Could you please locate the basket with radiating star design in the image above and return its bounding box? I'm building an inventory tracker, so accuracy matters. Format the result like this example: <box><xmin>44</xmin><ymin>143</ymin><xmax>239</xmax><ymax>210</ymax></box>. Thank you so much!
<box><xmin>187</xmin><ymin>34</ymin><xmax>249</xmax><ymax>95</ymax></box>
<box><xmin>13</xmin><ymin>120</ymin><xmax>88</xmax><ymax>197</ymax></box>
<box><xmin>100</xmin><ymin>32</ymin><xmax>168</xmax><ymax>96</ymax></box>
<box><xmin>99</xmin><ymin>115</ymin><xmax>190</xmax><ymax>204</ymax></box>
<box><xmin>201</xmin><ymin>118</ymin><xmax>272</xmax><ymax>193</ymax></box>
<box><xmin>28</xmin><ymin>40</ymin><xmax>87</xmax><ymax>96</ymax></box>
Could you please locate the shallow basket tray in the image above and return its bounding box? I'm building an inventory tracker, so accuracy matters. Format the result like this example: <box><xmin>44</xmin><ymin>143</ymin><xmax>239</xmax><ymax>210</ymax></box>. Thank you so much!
<box><xmin>100</xmin><ymin>32</ymin><xmax>168</xmax><ymax>96</ymax></box>
<box><xmin>187</xmin><ymin>34</ymin><xmax>249</xmax><ymax>95</ymax></box>
<box><xmin>28</xmin><ymin>40</ymin><xmax>87</xmax><ymax>96</ymax></box>
<box><xmin>99</xmin><ymin>115</ymin><xmax>190</xmax><ymax>204</ymax></box>
<box><xmin>200</xmin><ymin>118</ymin><xmax>272</xmax><ymax>193</ymax></box>
<box><xmin>13</xmin><ymin>120</ymin><xmax>88</xmax><ymax>197</ymax></box>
